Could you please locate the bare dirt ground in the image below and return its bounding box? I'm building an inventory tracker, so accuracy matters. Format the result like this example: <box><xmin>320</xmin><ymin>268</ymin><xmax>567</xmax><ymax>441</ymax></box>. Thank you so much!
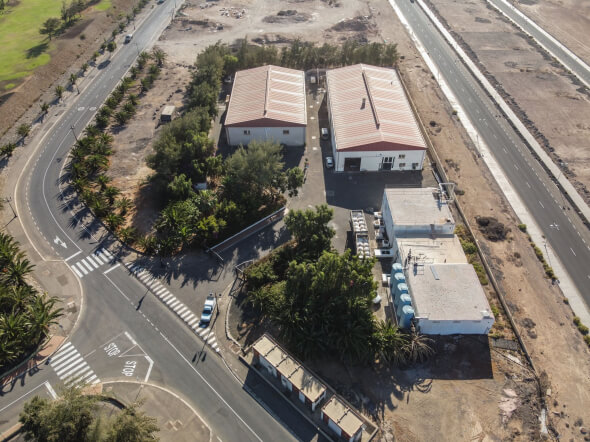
<box><xmin>427</xmin><ymin>0</ymin><xmax>590</xmax><ymax>205</ymax></box>
<box><xmin>512</xmin><ymin>0</ymin><xmax>590</xmax><ymax>65</ymax></box>
<box><xmin>91</xmin><ymin>0</ymin><xmax>590</xmax><ymax>439</ymax></box>
<box><xmin>0</xmin><ymin>0</ymin><xmax>138</xmax><ymax>139</ymax></box>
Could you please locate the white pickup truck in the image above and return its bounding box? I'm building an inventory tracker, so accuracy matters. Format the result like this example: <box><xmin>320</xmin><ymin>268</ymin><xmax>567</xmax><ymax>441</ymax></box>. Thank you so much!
<box><xmin>200</xmin><ymin>293</ymin><xmax>216</xmax><ymax>324</ymax></box>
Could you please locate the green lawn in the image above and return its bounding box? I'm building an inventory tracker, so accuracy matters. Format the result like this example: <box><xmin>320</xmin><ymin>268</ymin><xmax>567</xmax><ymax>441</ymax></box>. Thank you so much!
<box><xmin>94</xmin><ymin>0</ymin><xmax>112</xmax><ymax>12</ymax></box>
<box><xmin>0</xmin><ymin>0</ymin><xmax>60</xmax><ymax>88</ymax></box>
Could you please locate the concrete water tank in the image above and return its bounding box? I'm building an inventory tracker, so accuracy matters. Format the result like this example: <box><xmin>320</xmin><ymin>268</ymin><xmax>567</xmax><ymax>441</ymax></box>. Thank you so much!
<box><xmin>396</xmin><ymin>294</ymin><xmax>412</xmax><ymax>316</ymax></box>
<box><xmin>392</xmin><ymin>263</ymin><xmax>403</xmax><ymax>273</ymax></box>
<box><xmin>399</xmin><ymin>305</ymin><xmax>415</xmax><ymax>329</ymax></box>
<box><xmin>393</xmin><ymin>282</ymin><xmax>409</xmax><ymax>305</ymax></box>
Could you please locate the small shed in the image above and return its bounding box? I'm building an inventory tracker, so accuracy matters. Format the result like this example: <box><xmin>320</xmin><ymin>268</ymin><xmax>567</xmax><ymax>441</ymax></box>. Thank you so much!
<box><xmin>321</xmin><ymin>396</ymin><xmax>364</xmax><ymax>442</ymax></box>
<box><xmin>160</xmin><ymin>105</ymin><xmax>176</xmax><ymax>123</ymax></box>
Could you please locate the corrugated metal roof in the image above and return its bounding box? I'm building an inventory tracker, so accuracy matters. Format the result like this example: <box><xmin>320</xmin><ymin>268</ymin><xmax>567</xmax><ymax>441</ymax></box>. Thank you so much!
<box><xmin>225</xmin><ymin>65</ymin><xmax>307</xmax><ymax>128</ymax></box>
<box><xmin>326</xmin><ymin>64</ymin><xmax>426</xmax><ymax>152</ymax></box>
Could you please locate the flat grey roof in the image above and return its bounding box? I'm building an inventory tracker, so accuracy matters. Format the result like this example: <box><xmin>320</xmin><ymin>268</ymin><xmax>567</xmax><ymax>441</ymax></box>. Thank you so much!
<box><xmin>406</xmin><ymin>263</ymin><xmax>492</xmax><ymax>321</ymax></box>
<box><xmin>396</xmin><ymin>234</ymin><xmax>467</xmax><ymax>265</ymax></box>
<box><xmin>384</xmin><ymin>188</ymin><xmax>454</xmax><ymax>227</ymax></box>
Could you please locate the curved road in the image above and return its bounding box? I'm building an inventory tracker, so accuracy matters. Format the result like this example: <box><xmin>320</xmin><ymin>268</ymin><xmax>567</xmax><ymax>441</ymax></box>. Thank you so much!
<box><xmin>392</xmin><ymin>0</ymin><xmax>590</xmax><ymax>306</ymax></box>
<box><xmin>1</xmin><ymin>2</ymin><xmax>318</xmax><ymax>441</ymax></box>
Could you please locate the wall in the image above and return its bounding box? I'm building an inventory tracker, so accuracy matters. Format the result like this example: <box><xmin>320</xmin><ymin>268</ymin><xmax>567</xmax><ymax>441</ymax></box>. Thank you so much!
<box><xmin>258</xmin><ymin>356</ymin><xmax>277</xmax><ymax>377</ymax></box>
<box><xmin>381</xmin><ymin>193</ymin><xmax>396</xmax><ymax>245</ymax></box>
<box><xmin>226</xmin><ymin>126</ymin><xmax>305</xmax><ymax>146</ymax></box>
<box><xmin>416</xmin><ymin>317</ymin><xmax>494</xmax><ymax>335</ymax></box>
<box><xmin>333</xmin><ymin>149</ymin><xmax>425</xmax><ymax>172</ymax></box>
<box><xmin>327</xmin><ymin>418</ymin><xmax>343</xmax><ymax>438</ymax></box>
<box><xmin>393</xmin><ymin>222</ymin><xmax>455</xmax><ymax>236</ymax></box>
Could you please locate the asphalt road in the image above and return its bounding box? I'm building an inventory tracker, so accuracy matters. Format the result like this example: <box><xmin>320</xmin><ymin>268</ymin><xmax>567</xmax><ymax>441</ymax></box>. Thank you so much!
<box><xmin>1</xmin><ymin>2</ymin><xmax>318</xmax><ymax>440</ymax></box>
<box><xmin>487</xmin><ymin>0</ymin><xmax>590</xmax><ymax>87</ymax></box>
<box><xmin>393</xmin><ymin>0</ymin><xmax>590</xmax><ymax>305</ymax></box>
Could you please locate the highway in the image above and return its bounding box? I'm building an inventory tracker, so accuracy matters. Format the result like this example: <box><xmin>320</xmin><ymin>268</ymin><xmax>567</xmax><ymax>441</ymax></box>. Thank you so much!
<box><xmin>487</xmin><ymin>0</ymin><xmax>590</xmax><ymax>88</ymax></box>
<box><xmin>0</xmin><ymin>1</ymin><xmax>318</xmax><ymax>440</ymax></box>
<box><xmin>392</xmin><ymin>0</ymin><xmax>590</xmax><ymax>305</ymax></box>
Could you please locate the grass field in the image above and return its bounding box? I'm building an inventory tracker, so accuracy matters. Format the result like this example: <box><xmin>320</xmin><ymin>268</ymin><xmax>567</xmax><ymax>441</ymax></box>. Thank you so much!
<box><xmin>0</xmin><ymin>0</ymin><xmax>60</xmax><ymax>89</ymax></box>
<box><xmin>94</xmin><ymin>0</ymin><xmax>112</xmax><ymax>12</ymax></box>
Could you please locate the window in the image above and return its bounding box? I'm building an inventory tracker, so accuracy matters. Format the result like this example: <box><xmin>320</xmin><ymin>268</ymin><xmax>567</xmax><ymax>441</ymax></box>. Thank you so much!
<box><xmin>399</xmin><ymin>162</ymin><xmax>406</xmax><ymax>168</ymax></box>
<box><xmin>283</xmin><ymin>129</ymin><xmax>290</xmax><ymax>135</ymax></box>
<box><xmin>243</xmin><ymin>130</ymin><xmax>251</xmax><ymax>135</ymax></box>
<box><xmin>380</xmin><ymin>156</ymin><xmax>394</xmax><ymax>171</ymax></box>
<box><xmin>412</xmin><ymin>162</ymin><xmax>419</xmax><ymax>170</ymax></box>
<box><xmin>398</xmin><ymin>154</ymin><xmax>406</xmax><ymax>159</ymax></box>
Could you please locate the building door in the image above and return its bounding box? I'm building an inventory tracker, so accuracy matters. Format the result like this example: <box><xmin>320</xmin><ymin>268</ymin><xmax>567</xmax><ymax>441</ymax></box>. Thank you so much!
<box><xmin>344</xmin><ymin>157</ymin><xmax>361</xmax><ymax>171</ymax></box>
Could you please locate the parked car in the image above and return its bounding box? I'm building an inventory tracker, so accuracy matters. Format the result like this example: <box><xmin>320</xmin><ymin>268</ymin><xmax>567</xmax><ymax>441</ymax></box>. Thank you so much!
<box><xmin>321</xmin><ymin>127</ymin><xmax>329</xmax><ymax>140</ymax></box>
<box><xmin>124</xmin><ymin>34</ymin><xmax>133</xmax><ymax>43</ymax></box>
<box><xmin>200</xmin><ymin>293</ymin><xmax>216</xmax><ymax>325</ymax></box>
<box><xmin>325</xmin><ymin>156</ymin><xmax>334</xmax><ymax>168</ymax></box>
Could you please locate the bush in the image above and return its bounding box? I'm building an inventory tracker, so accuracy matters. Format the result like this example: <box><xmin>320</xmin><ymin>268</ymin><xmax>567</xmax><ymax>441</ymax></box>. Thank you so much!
<box><xmin>578</xmin><ymin>324</ymin><xmax>589</xmax><ymax>335</ymax></box>
<box><xmin>573</xmin><ymin>316</ymin><xmax>581</xmax><ymax>326</ymax></box>
<box><xmin>518</xmin><ymin>223</ymin><xmax>527</xmax><ymax>232</ymax></box>
<box><xmin>471</xmin><ymin>262</ymin><xmax>488</xmax><ymax>285</ymax></box>
<box><xmin>533</xmin><ymin>245</ymin><xmax>544</xmax><ymax>261</ymax></box>
<box><xmin>584</xmin><ymin>335</ymin><xmax>590</xmax><ymax>347</ymax></box>
<box><xmin>490</xmin><ymin>304</ymin><xmax>500</xmax><ymax>318</ymax></box>
<box><xmin>461</xmin><ymin>241</ymin><xmax>477</xmax><ymax>255</ymax></box>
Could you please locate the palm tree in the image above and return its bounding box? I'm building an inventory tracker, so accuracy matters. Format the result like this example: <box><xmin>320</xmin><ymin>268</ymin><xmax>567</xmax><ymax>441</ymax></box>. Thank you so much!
<box><xmin>97</xmin><ymin>174</ymin><xmax>111</xmax><ymax>190</ymax></box>
<box><xmin>374</xmin><ymin>320</ymin><xmax>407</xmax><ymax>366</ymax></box>
<box><xmin>17</xmin><ymin>124</ymin><xmax>31</xmax><ymax>142</ymax></box>
<box><xmin>40</xmin><ymin>102</ymin><xmax>50</xmax><ymax>120</ymax></box>
<box><xmin>104</xmin><ymin>186</ymin><xmax>120</xmax><ymax>204</ymax></box>
<box><xmin>86</xmin><ymin>154</ymin><xmax>108</xmax><ymax>173</ymax></box>
<box><xmin>27</xmin><ymin>294</ymin><xmax>63</xmax><ymax>343</ymax></box>
<box><xmin>2</xmin><ymin>254</ymin><xmax>34</xmax><ymax>287</ymax></box>
<box><xmin>114</xmin><ymin>197</ymin><xmax>132</xmax><ymax>215</ymax></box>
<box><xmin>403</xmin><ymin>325</ymin><xmax>434</xmax><ymax>364</ymax></box>
<box><xmin>91</xmin><ymin>197</ymin><xmax>109</xmax><ymax>218</ymax></box>
<box><xmin>152</xmin><ymin>47</ymin><xmax>166</xmax><ymax>67</ymax></box>
<box><xmin>105</xmin><ymin>213</ymin><xmax>124</xmax><ymax>231</ymax></box>
<box><xmin>71</xmin><ymin>177</ymin><xmax>89</xmax><ymax>192</ymax></box>
<box><xmin>55</xmin><ymin>85</ymin><xmax>65</xmax><ymax>101</ymax></box>
<box><xmin>119</xmin><ymin>226</ymin><xmax>137</xmax><ymax>244</ymax></box>
<box><xmin>84</xmin><ymin>125</ymin><xmax>100</xmax><ymax>138</ymax></box>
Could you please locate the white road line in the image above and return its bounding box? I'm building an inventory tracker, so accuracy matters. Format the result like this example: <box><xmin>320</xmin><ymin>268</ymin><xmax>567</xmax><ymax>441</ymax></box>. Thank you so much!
<box><xmin>53</xmin><ymin>354</ymin><xmax>83</xmax><ymax>373</ymax></box>
<box><xmin>72</xmin><ymin>265</ymin><xmax>84</xmax><ymax>278</ymax></box>
<box><xmin>571</xmin><ymin>248</ymin><xmax>576</xmax><ymax>256</ymax></box>
<box><xmin>101</xmin><ymin>248</ymin><xmax>113</xmax><ymax>259</ymax></box>
<box><xmin>104</xmin><ymin>263</ymin><xmax>121</xmax><ymax>274</ymax></box>
<box><xmin>185</xmin><ymin>314</ymin><xmax>197</xmax><ymax>323</ymax></box>
<box><xmin>80</xmin><ymin>259</ymin><xmax>94</xmax><ymax>272</ymax></box>
<box><xmin>66</xmin><ymin>367</ymin><xmax>93</xmax><ymax>385</ymax></box>
<box><xmin>181</xmin><ymin>310</ymin><xmax>193</xmax><ymax>320</ymax></box>
<box><xmin>85</xmin><ymin>374</ymin><xmax>98</xmax><ymax>384</ymax></box>
<box><xmin>92</xmin><ymin>253</ymin><xmax>105</xmax><ymax>265</ymax></box>
<box><xmin>539</xmin><ymin>201</ymin><xmax>545</xmax><ymax>209</ymax></box>
<box><xmin>51</xmin><ymin>344</ymin><xmax>74</xmax><ymax>362</ymax></box>
<box><xmin>169</xmin><ymin>300</ymin><xmax>180</xmax><ymax>309</ymax></box>
<box><xmin>45</xmin><ymin>382</ymin><xmax>58</xmax><ymax>400</ymax></box>
<box><xmin>176</xmin><ymin>306</ymin><xmax>188</xmax><ymax>315</ymax></box>
<box><xmin>65</xmin><ymin>251</ymin><xmax>82</xmax><ymax>262</ymax></box>
<box><xmin>75</xmin><ymin>262</ymin><xmax>88</xmax><ymax>275</ymax></box>
<box><xmin>85</xmin><ymin>255</ymin><xmax>100</xmax><ymax>269</ymax></box>
<box><xmin>50</xmin><ymin>348</ymin><xmax>79</xmax><ymax>367</ymax></box>
<box><xmin>198</xmin><ymin>328</ymin><xmax>209</xmax><ymax>336</ymax></box>
<box><xmin>58</xmin><ymin>361</ymin><xmax>89</xmax><ymax>379</ymax></box>
<box><xmin>155</xmin><ymin>287</ymin><xmax>167</xmax><ymax>295</ymax></box>
<box><xmin>98</xmin><ymin>251</ymin><xmax>110</xmax><ymax>263</ymax></box>
<box><xmin>207</xmin><ymin>336</ymin><xmax>216</xmax><ymax>345</ymax></box>
<box><xmin>526</xmin><ymin>182</ymin><xmax>531</xmax><ymax>188</ymax></box>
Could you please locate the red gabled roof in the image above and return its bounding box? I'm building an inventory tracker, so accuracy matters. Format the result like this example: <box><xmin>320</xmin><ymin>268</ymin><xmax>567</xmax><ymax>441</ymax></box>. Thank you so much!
<box><xmin>326</xmin><ymin>64</ymin><xmax>426</xmax><ymax>152</ymax></box>
<box><xmin>225</xmin><ymin>65</ymin><xmax>307</xmax><ymax>128</ymax></box>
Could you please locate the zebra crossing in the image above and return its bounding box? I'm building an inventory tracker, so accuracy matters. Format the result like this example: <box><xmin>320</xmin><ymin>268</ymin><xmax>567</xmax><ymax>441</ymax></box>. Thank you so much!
<box><xmin>70</xmin><ymin>248</ymin><xmax>114</xmax><ymax>278</ymax></box>
<box><xmin>50</xmin><ymin>342</ymin><xmax>100</xmax><ymax>386</ymax></box>
<box><xmin>125</xmin><ymin>262</ymin><xmax>220</xmax><ymax>353</ymax></box>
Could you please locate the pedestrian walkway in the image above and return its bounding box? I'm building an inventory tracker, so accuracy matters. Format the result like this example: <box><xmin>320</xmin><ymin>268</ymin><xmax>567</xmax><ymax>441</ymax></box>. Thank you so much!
<box><xmin>125</xmin><ymin>263</ymin><xmax>220</xmax><ymax>353</ymax></box>
<box><xmin>69</xmin><ymin>248</ymin><xmax>114</xmax><ymax>278</ymax></box>
<box><xmin>49</xmin><ymin>342</ymin><xmax>100</xmax><ymax>386</ymax></box>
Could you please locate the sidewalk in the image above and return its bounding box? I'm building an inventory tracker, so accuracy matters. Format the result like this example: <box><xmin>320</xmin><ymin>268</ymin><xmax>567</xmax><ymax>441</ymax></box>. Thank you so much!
<box><xmin>103</xmin><ymin>381</ymin><xmax>211</xmax><ymax>442</ymax></box>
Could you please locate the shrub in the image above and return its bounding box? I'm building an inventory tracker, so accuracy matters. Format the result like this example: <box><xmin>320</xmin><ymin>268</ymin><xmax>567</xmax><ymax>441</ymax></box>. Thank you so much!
<box><xmin>518</xmin><ymin>223</ymin><xmax>527</xmax><ymax>232</ymax></box>
<box><xmin>533</xmin><ymin>245</ymin><xmax>544</xmax><ymax>261</ymax></box>
<box><xmin>578</xmin><ymin>324</ymin><xmax>589</xmax><ymax>335</ymax></box>
<box><xmin>563</xmin><ymin>297</ymin><xmax>569</xmax><ymax>304</ymax></box>
<box><xmin>471</xmin><ymin>262</ymin><xmax>488</xmax><ymax>285</ymax></box>
<box><xmin>461</xmin><ymin>241</ymin><xmax>477</xmax><ymax>255</ymax></box>
<box><xmin>490</xmin><ymin>304</ymin><xmax>500</xmax><ymax>318</ymax></box>
<box><xmin>584</xmin><ymin>335</ymin><xmax>590</xmax><ymax>347</ymax></box>
<box><xmin>573</xmin><ymin>316</ymin><xmax>581</xmax><ymax>326</ymax></box>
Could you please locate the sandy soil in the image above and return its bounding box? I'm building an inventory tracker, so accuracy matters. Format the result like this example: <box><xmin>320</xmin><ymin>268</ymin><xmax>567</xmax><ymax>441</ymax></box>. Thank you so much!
<box><xmin>0</xmin><ymin>0</ymin><xmax>139</xmax><ymax>139</ymax></box>
<box><xmin>512</xmin><ymin>0</ymin><xmax>590</xmax><ymax>65</ymax></box>
<box><xmin>72</xmin><ymin>0</ymin><xmax>590</xmax><ymax>439</ymax></box>
<box><xmin>427</xmin><ymin>0</ymin><xmax>590</xmax><ymax>205</ymax></box>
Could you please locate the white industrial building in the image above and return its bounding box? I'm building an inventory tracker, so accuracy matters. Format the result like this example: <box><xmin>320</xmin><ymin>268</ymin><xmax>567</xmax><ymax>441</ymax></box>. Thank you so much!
<box><xmin>406</xmin><ymin>263</ymin><xmax>494</xmax><ymax>335</ymax></box>
<box><xmin>382</xmin><ymin>187</ymin><xmax>495</xmax><ymax>335</ymax></box>
<box><xmin>325</xmin><ymin>64</ymin><xmax>427</xmax><ymax>172</ymax></box>
<box><xmin>224</xmin><ymin>65</ymin><xmax>307</xmax><ymax>146</ymax></box>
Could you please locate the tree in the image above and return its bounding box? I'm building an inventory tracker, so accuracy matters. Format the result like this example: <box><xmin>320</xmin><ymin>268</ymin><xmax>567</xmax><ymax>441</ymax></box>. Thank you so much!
<box><xmin>17</xmin><ymin>124</ymin><xmax>31</xmax><ymax>141</ymax></box>
<box><xmin>106</xmin><ymin>41</ymin><xmax>117</xmax><ymax>57</ymax></box>
<box><xmin>115</xmin><ymin>197</ymin><xmax>132</xmax><ymax>216</ymax></box>
<box><xmin>20</xmin><ymin>387</ymin><xmax>98</xmax><ymax>441</ymax></box>
<box><xmin>167</xmin><ymin>174</ymin><xmax>193</xmax><ymax>201</ymax></box>
<box><xmin>286</xmin><ymin>167</ymin><xmax>304</xmax><ymax>197</ymax></box>
<box><xmin>70</xmin><ymin>73</ymin><xmax>78</xmax><ymax>86</ymax></box>
<box><xmin>119</xmin><ymin>226</ymin><xmax>137</xmax><ymax>244</ymax></box>
<box><xmin>105</xmin><ymin>401</ymin><xmax>159</xmax><ymax>442</ymax></box>
<box><xmin>1</xmin><ymin>142</ymin><xmax>17</xmax><ymax>158</ymax></box>
<box><xmin>152</xmin><ymin>47</ymin><xmax>166</xmax><ymax>67</ymax></box>
<box><xmin>403</xmin><ymin>325</ymin><xmax>434</xmax><ymax>364</ymax></box>
<box><xmin>55</xmin><ymin>85</ymin><xmax>65</xmax><ymax>101</ymax></box>
<box><xmin>41</xmin><ymin>102</ymin><xmax>50</xmax><ymax>120</ymax></box>
<box><xmin>284</xmin><ymin>204</ymin><xmax>335</xmax><ymax>259</ymax></box>
<box><xmin>81</xmin><ymin>62</ymin><xmax>89</xmax><ymax>73</ymax></box>
<box><xmin>40</xmin><ymin>17</ymin><xmax>61</xmax><ymax>40</ymax></box>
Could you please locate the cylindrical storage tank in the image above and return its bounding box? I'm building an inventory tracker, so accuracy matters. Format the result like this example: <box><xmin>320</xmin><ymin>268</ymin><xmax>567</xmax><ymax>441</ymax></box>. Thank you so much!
<box><xmin>399</xmin><ymin>305</ymin><xmax>415</xmax><ymax>329</ymax></box>
<box><xmin>392</xmin><ymin>263</ymin><xmax>403</xmax><ymax>273</ymax></box>
<box><xmin>391</xmin><ymin>272</ymin><xmax>405</xmax><ymax>287</ymax></box>
<box><xmin>396</xmin><ymin>294</ymin><xmax>412</xmax><ymax>316</ymax></box>
<box><xmin>393</xmin><ymin>282</ymin><xmax>409</xmax><ymax>306</ymax></box>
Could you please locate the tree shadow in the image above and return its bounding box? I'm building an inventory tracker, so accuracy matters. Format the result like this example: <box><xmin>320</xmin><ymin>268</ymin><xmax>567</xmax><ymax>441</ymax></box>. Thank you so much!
<box><xmin>26</xmin><ymin>42</ymin><xmax>49</xmax><ymax>59</ymax></box>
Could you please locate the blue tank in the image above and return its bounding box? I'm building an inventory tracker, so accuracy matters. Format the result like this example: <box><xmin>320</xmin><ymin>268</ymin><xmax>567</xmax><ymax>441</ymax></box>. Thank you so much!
<box><xmin>392</xmin><ymin>263</ymin><xmax>403</xmax><ymax>273</ymax></box>
<box><xmin>390</xmin><ymin>272</ymin><xmax>406</xmax><ymax>288</ymax></box>
<box><xmin>393</xmin><ymin>282</ymin><xmax>409</xmax><ymax>305</ymax></box>
<box><xmin>396</xmin><ymin>294</ymin><xmax>412</xmax><ymax>316</ymax></box>
<box><xmin>398</xmin><ymin>305</ymin><xmax>415</xmax><ymax>329</ymax></box>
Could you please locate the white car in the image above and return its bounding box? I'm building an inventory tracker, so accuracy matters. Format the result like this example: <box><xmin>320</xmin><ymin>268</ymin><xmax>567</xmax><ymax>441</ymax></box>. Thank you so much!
<box><xmin>200</xmin><ymin>293</ymin><xmax>216</xmax><ymax>324</ymax></box>
<box><xmin>325</xmin><ymin>156</ymin><xmax>334</xmax><ymax>168</ymax></box>
<box><xmin>124</xmin><ymin>34</ymin><xmax>133</xmax><ymax>43</ymax></box>
<box><xmin>321</xmin><ymin>127</ymin><xmax>329</xmax><ymax>140</ymax></box>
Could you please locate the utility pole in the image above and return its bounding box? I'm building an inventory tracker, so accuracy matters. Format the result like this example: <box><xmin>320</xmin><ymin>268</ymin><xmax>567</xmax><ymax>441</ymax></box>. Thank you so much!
<box><xmin>3</xmin><ymin>197</ymin><xmax>17</xmax><ymax>220</ymax></box>
<box><xmin>70</xmin><ymin>125</ymin><xmax>78</xmax><ymax>142</ymax></box>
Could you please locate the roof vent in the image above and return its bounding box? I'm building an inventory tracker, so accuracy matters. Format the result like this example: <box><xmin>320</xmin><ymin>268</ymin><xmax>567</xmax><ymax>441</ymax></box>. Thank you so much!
<box><xmin>361</xmin><ymin>98</ymin><xmax>366</xmax><ymax>109</ymax></box>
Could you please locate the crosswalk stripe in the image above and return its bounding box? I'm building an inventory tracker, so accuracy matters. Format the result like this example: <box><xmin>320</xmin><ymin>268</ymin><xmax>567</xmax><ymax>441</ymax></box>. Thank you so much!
<box><xmin>80</xmin><ymin>259</ymin><xmax>93</xmax><ymax>272</ymax></box>
<box><xmin>75</xmin><ymin>262</ymin><xmax>88</xmax><ymax>275</ymax></box>
<box><xmin>101</xmin><ymin>248</ymin><xmax>113</xmax><ymax>259</ymax></box>
<box><xmin>139</xmin><ymin>273</ymin><xmax>150</xmax><ymax>281</ymax></box>
<box><xmin>98</xmin><ymin>251</ymin><xmax>110</xmax><ymax>263</ymax></box>
<box><xmin>147</xmin><ymin>279</ymin><xmax>159</xmax><ymax>288</ymax></box>
<box><xmin>64</xmin><ymin>366</ymin><xmax>91</xmax><ymax>384</ymax></box>
<box><xmin>212</xmin><ymin>343</ymin><xmax>218</xmax><ymax>349</ymax></box>
<box><xmin>136</xmin><ymin>269</ymin><xmax>146</xmax><ymax>276</ymax></box>
<box><xmin>51</xmin><ymin>347</ymin><xmax>78</xmax><ymax>366</ymax></box>
<box><xmin>192</xmin><ymin>323</ymin><xmax>200</xmax><ymax>330</ymax></box>
<box><xmin>155</xmin><ymin>287</ymin><xmax>167</xmax><ymax>295</ymax></box>
<box><xmin>188</xmin><ymin>316</ymin><xmax>199</xmax><ymax>326</ymax></box>
<box><xmin>162</xmin><ymin>293</ymin><xmax>173</xmax><ymax>302</ymax></box>
<box><xmin>199</xmin><ymin>328</ymin><xmax>209</xmax><ymax>336</ymax></box>
<box><xmin>165</xmin><ymin>297</ymin><xmax>176</xmax><ymax>305</ymax></box>
<box><xmin>176</xmin><ymin>306</ymin><xmax>187</xmax><ymax>315</ymax></box>
<box><xmin>93</xmin><ymin>253</ymin><xmax>105</xmax><ymax>265</ymax></box>
<box><xmin>58</xmin><ymin>360</ymin><xmax>88</xmax><ymax>379</ymax></box>
<box><xmin>78</xmin><ymin>373</ymin><xmax>96</xmax><ymax>385</ymax></box>
<box><xmin>85</xmin><ymin>255</ymin><xmax>100</xmax><ymax>269</ymax></box>
<box><xmin>207</xmin><ymin>336</ymin><xmax>216</xmax><ymax>345</ymax></box>
<box><xmin>53</xmin><ymin>354</ymin><xmax>83</xmax><ymax>373</ymax></box>
<box><xmin>185</xmin><ymin>313</ymin><xmax>196</xmax><ymax>323</ymax></box>
<box><xmin>169</xmin><ymin>300</ymin><xmax>180</xmax><ymax>309</ymax></box>
<box><xmin>71</xmin><ymin>265</ymin><xmax>83</xmax><ymax>278</ymax></box>
<box><xmin>181</xmin><ymin>310</ymin><xmax>193</xmax><ymax>320</ymax></box>
<box><xmin>91</xmin><ymin>377</ymin><xmax>100</xmax><ymax>385</ymax></box>
<box><xmin>52</xmin><ymin>342</ymin><xmax>73</xmax><ymax>359</ymax></box>
<box><xmin>125</xmin><ymin>262</ymin><xmax>132</xmax><ymax>268</ymax></box>
<box><xmin>66</xmin><ymin>368</ymin><xmax>93</xmax><ymax>385</ymax></box>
